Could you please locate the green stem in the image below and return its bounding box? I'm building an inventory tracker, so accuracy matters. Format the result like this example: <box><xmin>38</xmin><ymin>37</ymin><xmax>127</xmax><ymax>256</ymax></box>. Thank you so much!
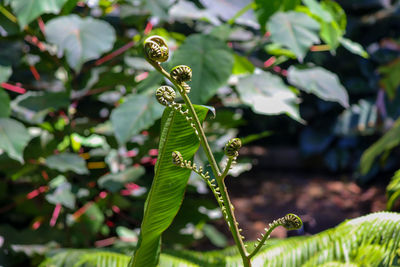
<box><xmin>150</xmin><ymin>61</ymin><xmax>250</xmax><ymax>267</ymax></box>
<box><xmin>248</xmin><ymin>223</ymin><xmax>280</xmax><ymax>259</ymax></box>
<box><xmin>219</xmin><ymin>157</ymin><xmax>234</xmax><ymax>180</ymax></box>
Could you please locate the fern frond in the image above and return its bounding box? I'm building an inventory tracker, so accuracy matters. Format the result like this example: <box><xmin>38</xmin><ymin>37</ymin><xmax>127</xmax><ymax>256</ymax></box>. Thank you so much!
<box><xmin>387</xmin><ymin>169</ymin><xmax>400</xmax><ymax>210</ymax></box>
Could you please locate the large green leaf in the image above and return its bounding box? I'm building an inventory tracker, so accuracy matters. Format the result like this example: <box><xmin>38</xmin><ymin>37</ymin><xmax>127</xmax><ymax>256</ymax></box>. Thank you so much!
<box><xmin>169</xmin><ymin>34</ymin><xmax>234</xmax><ymax>104</ymax></box>
<box><xmin>0</xmin><ymin>89</ymin><xmax>10</xmax><ymax>118</ymax></box>
<box><xmin>360</xmin><ymin>118</ymin><xmax>400</xmax><ymax>175</ymax></box>
<box><xmin>253</xmin><ymin>0</ymin><xmax>300</xmax><ymax>32</ymax></box>
<box><xmin>45</xmin><ymin>152</ymin><xmax>89</xmax><ymax>174</ymax></box>
<box><xmin>268</xmin><ymin>11</ymin><xmax>320</xmax><ymax>61</ymax></box>
<box><xmin>237</xmin><ymin>71</ymin><xmax>303</xmax><ymax>123</ymax></box>
<box><xmin>129</xmin><ymin>105</ymin><xmax>209</xmax><ymax>267</ymax></box>
<box><xmin>111</xmin><ymin>93</ymin><xmax>164</xmax><ymax>144</ymax></box>
<box><xmin>288</xmin><ymin>66</ymin><xmax>349</xmax><ymax>108</ymax></box>
<box><xmin>0</xmin><ymin>118</ymin><xmax>30</xmax><ymax>163</ymax></box>
<box><xmin>45</xmin><ymin>15</ymin><xmax>116</xmax><ymax>71</ymax></box>
<box><xmin>10</xmin><ymin>0</ymin><xmax>68</xmax><ymax>28</ymax></box>
<box><xmin>98</xmin><ymin>166</ymin><xmax>145</xmax><ymax>193</ymax></box>
<box><xmin>11</xmin><ymin>91</ymin><xmax>69</xmax><ymax>123</ymax></box>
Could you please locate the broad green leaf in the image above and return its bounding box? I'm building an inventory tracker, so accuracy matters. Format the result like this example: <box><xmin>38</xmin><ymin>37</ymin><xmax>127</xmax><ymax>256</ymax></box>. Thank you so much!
<box><xmin>45</xmin><ymin>152</ymin><xmax>89</xmax><ymax>174</ymax></box>
<box><xmin>268</xmin><ymin>11</ymin><xmax>320</xmax><ymax>61</ymax></box>
<box><xmin>232</xmin><ymin>54</ymin><xmax>255</xmax><ymax>75</ymax></box>
<box><xmin>111</xmin><ymin>93</ymin><xmax>164</xmax><ymax>144</ymax></box>
<box><xmin>45</xmin><ymin>175</ymin><xmax>75</xmax><ymax>209</ymax></box>
<box><xmin>169</xmin><ymin>34</ymin><xmax>234</xmax><ymax>104</ymax></box>
<box><xmin>340</xmin><ymin>38</ymin><xmax>369</xmax><ymax>58</ymax></box>
<box><xmin>237</xmin><ymin>71</ymin><xmax>303</xmax><ymax>123</ymax></box>
<box><xmin>98</xmin><ymin>166</ymin><xmax>145</xmax><ymax>192</ymax></box>
<box><xmin>303</xmin><ymin>0</ymin><xmax>333</xmax><ymax>22</ymax></box>
<box><xmin>45</xmin><ymin>15</ymin><xmax>116</xmax><ymax>71</ymax></box>
<box><xmin>288</xmin><ymin>66</ymin><xmax>349</xmax><ymax>108</ymax></box>
<box><xmin>0</xmin><ymin>89</ymin><xmax>10</xmax><ymax>118</ymax></box>
<box><xmin>11</xmin><ymin>91</ymin><xmax>69</xmax><ymax>123</ymax></box>
<box><xmin>378</xmin><ymin>59</ymin><xmax>400</xmax><ymax>99</ymax></box>
<box><xmin>254</xmin><ymin>0</ymin><xmax>301</xmax><ymax>32</ymax></box>
<box><xmin>10</xmin><ymin>0</ymin><xmax>68</xmax><ymax>28</ymax></box>
<box><xmin>387</xmin><ymin>169</ymin><xmax>400</xmax><ymax>210</ymax></box>
<box><xmin>0</xmin><ymin>118</ymin><xmax>30</xmax><ymax>163</ymax></box>
<box><xmin>0</xmin><ymin>65</ymin><xmax>12</xmax><ymax>83</ymax></box>
<box><xmin>360</xmin><ymin>118</ymin><xmax>400</xmax><ymax>175</ymax></box>
<box><xmin>129</xmin><ymin>105</ymin><xmax>209</xmax><ymax>267</ymax></box>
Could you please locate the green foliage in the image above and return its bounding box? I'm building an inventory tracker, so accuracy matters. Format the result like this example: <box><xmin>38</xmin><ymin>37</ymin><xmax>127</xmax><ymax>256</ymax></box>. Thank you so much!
<box><xmin>45</xmin><ymin>14</ymin><xmax>116</xmax><ymax>71</ymax></box>
<box><xmin>169</xmin><ymin>34</ymin><xmax>234</xmax><ymax>104</ymax></box>
<box><xmin>45</xmin><ymin>153</ymin><xmax>89</xmax><ymax>174</ymax></box>
<box><xmin>360</xmin><ymin>118</ymin><xmax>400</xmax><ymax>175</ymax></box>
<box><xmin>387</xmin><ymin>170</ymin><xmax>400</xmax><ymax>211</ymax></box>
<box><xmin>0</xmin><ymin>118</ymin><xmax>30</xmax><ymax>162</ymax></box>
<box><xmin>41</xmin><ymin>212</ymin><xmax>400</xmax><ymax>266</ymax></box>
<box><xmin>130</xmin><ymin>105</ymin><xmax>209</xmax><ymax>267</ymax></box>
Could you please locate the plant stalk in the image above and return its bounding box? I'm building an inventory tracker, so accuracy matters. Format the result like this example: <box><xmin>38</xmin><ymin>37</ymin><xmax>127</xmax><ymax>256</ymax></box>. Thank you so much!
<box><xmin>150</xmin><ymin>61</ymin><xmax>251</xmax><ymax>267</ymax></box>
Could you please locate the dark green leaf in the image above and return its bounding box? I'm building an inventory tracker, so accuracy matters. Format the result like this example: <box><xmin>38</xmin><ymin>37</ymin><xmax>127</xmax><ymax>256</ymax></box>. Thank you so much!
<box><xmin>98</xmin><ymin>166</ymin><xmax>145</xmax><ymax>192</ymax></box>
<box><xmin>288</xmin><ymin>66</ymin><xmax>349</xmax><ymax>108</ymax></box>
<box><xmin>268</xmin><ymin>11</ymin><xmax>320</xmax><ymax>61</ymax></box>
<box><xmin>360</xmin><ymin>118</ymin><xmax>400</xmax><ymax>174</ymax></box>
<box><xmin>0</xmin><ymin>88</ymin><xmax>10</xmax><ymax>118</ymax></box>
<box><xmin>10</xmin><ymin>0</ymin><xmax>68</xmax><ymax>28</ymax></box>
<box><xmin>129</xmin><ymin>105</ymin><xmax>209</xmax><ymax>267</ymax></box>
<box><xmin>378</xmin><ymin>59</ymin><xmax>400</xmax><ymax>99</ymax></box>
<box><xmin>0</xmin><ymin>118</ymin><xmax>30</xmax><ymax>163</ymax></box>
<box><xmin>237</xmin><ymin>71</ymin><xmax>303</xmax><ymax>123</ymax></box>
<box><xmin>45</xmin><ymin>152</ymin><xmax>89</xmax><ymax>174</ymax></box>
<box><xmin>169</xmin><ymin>34</ymin><xmax>234</xmax><ymax>104</ymax></box>
<box><xmin>111</xmin><ymin>93</ymin><xmax>164</xmax><ymax>144</ymax></box>
<box><xmin>45</xmin><ymin>15</ymin><xmax>116</xmax><ymax>71</ymax></box>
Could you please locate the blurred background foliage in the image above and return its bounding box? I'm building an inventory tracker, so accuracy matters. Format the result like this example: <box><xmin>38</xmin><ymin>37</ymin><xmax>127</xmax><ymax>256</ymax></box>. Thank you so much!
<box><xmin>0</xmin><ymin>0</ymin><xmax>400</xmax><ymax>266</ymax></box>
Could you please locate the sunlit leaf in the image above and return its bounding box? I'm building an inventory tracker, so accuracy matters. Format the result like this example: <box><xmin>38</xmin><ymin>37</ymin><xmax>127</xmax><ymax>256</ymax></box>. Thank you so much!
<box><xmin>268</xmin><ymin>11</ymin><xmax>320</xmax><ymax>61</ymax></box>
<box><xmin>10</xmin><ymin>0</ymin><xmax>68</xmax><ymax>28</ymax></box>
<box><xmin>340</xmin><ymin>38</ymin><xmax>369</xmax><ymax>58</ymax></box>
<box><xmin>237</xmin><ymin>71</ymin><xmax>303</xmax><ymax>123</ymax></box>
<box><xmin>45</xmin><ymin>15</ymin><xmax>116</xmax><ymax>71</ymax></box>
<box><xmin>288</xmin><ymin>66</ymin><xmax>349</xmax><ymax>108</ymax></box>
<box><xmin>45</xmin><ymin>152</ymin><xmax>89</xmax><ymax>174</ymax></box>
<box><xmin>0</xmin><ymin>118</ymin><xmax>30</xmax><ymax>163</ymax></box>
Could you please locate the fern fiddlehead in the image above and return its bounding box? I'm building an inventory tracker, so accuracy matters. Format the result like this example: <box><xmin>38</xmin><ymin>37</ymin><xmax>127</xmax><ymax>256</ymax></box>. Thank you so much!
<box><xmin>143</xmin><ymin>35</ymin><xmax>302</xmax><ymax>267</ymax></box>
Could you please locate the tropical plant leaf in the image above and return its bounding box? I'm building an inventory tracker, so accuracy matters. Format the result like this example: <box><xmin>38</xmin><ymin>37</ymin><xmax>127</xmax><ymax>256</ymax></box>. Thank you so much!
<box><xmin>111</xmin><ymin>93</ymin><xmax>164</xmax><ymax>144</ymax></box>
<box><xmin>253</xmin><ymin>0</ymin><xmax>300</xmax><ymax>32</ymax></box>
<box><xmin>387</xmin><ymin>169</ymin><xmax>400</xmax><ymax>210</ymax></box>
<box><xmin>268</xmin><ymin>11</ymin><xmax>320</xmax><ymax>61</ymax></box>
<box><xmin>236</xmin><ymin>71</ymin><xmax>303</xmax><ymax>123</ymax></box>
<box><xmin>0</xmin><ymin>118</ymin><xmax>30</xmax><ymax>163</ymax></box>
<box><xmin>169</xmin><ymin>34</ymin><xmax>234</xmax><ymax>104</ymax></box>
<box><xmin>129</xmin><ymin>105</ymin><xmax>209</xmax><ymax>267</ymax></box>
<box><xmin>45</xmin><ymin>14</ymin><xmax>116</xmax><ymax>71</ymax></box>
<box><xmin>360</xmin><ymin>117</ymin><xmax>400</xmax><ymax>174</ymax></box>
<box><xmin>45</xmin><ymin>152</ymin><xmax>89</xmax><ymax>174</ymax></box>
<box><xmin>340</xmin><ymin>38</ymin><xmax>369</xmax><ymax>58</ymax></box>
<box><xmin>288</xmin><ymin>66</ymin><xmax>349</xmax><ymax>108</ymax></box>
<box><xmin>98</xmin><ymin>166</ymin><xmax>145</xmax><ymax>193</ymax></box>
<box><xmin>0</xmin><ymin>88</ymin><xmax>10</xmax><ymax>118</ymax></box>
<box><xmin>10</xmin><ymin>0</ymin><xmax>68</xmax><ymax>28</ymax></box>
<box><xmin>379</xmin><ymin>58</ymin><xmax>400</xmax><ymax>100</ymax></box>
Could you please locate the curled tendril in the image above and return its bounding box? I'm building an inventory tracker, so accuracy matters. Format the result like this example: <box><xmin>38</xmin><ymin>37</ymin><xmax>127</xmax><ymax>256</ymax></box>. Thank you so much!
<box><xmin>170</xmin><ymin>65</ymin><xmax>192</xmax><ymax>84</ymax></box>
<box><xmin>144</xmin><ymin>35</ymin><xmax>169</xmax><ymax>63</ymax></box>
<box><xmin>156</xmin><ymin>86</ymin><xmax>176</xmax><ymax>106</ymax></box>
<box><xmin>281</xmin><ymin>213</ymin><xmax>302</xmax><ymax>230</ymax></box>
<box><xmin>172</xmin><ymin>151</ymin><xmax>183</xmax><ymax>166</ymax></box>
<box><xmin>224</xmin><ymin>138</ymin><xmax>242</xmax><ymax>157</ymax></box>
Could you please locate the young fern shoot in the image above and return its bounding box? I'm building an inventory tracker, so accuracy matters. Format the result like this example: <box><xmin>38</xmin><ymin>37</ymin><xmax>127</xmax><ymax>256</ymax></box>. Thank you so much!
<box><xmin>143</xmin><ymin>35</ymin><xmax>303</xmax><ymax>267</ymax></box>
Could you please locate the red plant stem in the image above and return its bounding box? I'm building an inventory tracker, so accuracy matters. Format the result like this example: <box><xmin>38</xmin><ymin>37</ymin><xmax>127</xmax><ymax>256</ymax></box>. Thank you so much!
<box><xmin>37</xmin><ymin>17</ymin><xmax>46</xmax><ymax>36</ymax></box>
<box><xmin>95</xmin><ymin>41</ymin><xmax>135</xmax><ymax>66</ymax></box>
<box><xmin>1</xmin><ymin>82</ymin><xmax>27</xmax><ymax>94</ymax></box>
<box><xmin>49</xmin><ymin>203</ymin><xmax>62</xmax><ymax>227</ymax></box>
<box><xmin>29</xmin><ymin>65</ymin><xmax>41</xmax><ymax>80</ymax></box>
<box><xmin>144</xmin><ymin>21</ymin><xmax>153</xmax><ymax>35</ymax></box>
